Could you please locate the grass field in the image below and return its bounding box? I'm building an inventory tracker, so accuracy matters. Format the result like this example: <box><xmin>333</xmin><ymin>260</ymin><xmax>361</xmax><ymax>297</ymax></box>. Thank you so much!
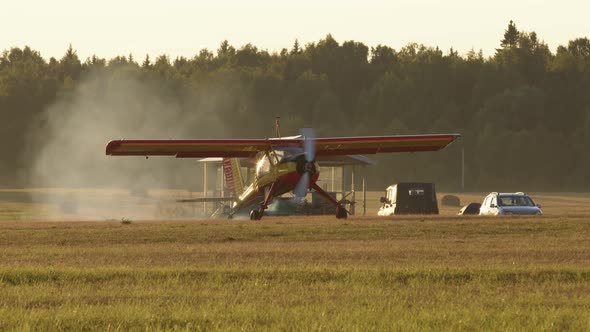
<box><xmin>1</xmin><ymin>191</ymin><xmax>590</xmax><ymax>330</ymax></box>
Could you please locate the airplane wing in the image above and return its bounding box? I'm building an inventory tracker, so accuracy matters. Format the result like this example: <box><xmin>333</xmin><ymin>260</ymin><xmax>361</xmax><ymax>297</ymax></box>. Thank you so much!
<box><xmin>312</xmin><ymin>134</ymin><xmax>461</xmax><ymax>156</ymax></box>
<box><xmin>106</xmin><ymin>139</ymin><xmax>272</xmax><ymax>158</ymax></box>
<box><xmin>106</xmin><ymin>134</ymin><xmax>460</xmax><ymax>158</ymax></box>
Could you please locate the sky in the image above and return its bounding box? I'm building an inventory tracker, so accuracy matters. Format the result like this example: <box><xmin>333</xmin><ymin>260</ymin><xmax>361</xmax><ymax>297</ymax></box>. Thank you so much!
<box><xmin>1</xmin><ymin>0</ymin><xmax>589</xmax><ymax>60</ymax></box>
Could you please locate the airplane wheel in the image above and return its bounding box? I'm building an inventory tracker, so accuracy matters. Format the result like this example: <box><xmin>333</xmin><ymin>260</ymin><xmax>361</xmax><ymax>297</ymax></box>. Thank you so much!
<box><xmin>250</xmin><ymin>210</ymin><xmax>262</xmax><ymax>220</ymax></box>
<box><xmin>336</xmin><ymin>207</ymin><xmax>347</xmax><ymax>219</ymax></box>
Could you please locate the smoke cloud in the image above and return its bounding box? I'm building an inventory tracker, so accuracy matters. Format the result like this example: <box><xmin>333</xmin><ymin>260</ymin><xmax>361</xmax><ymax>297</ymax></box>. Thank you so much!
<box><xmin>25</xmin><ymin>68</ymin><xmax>236</xmax><ymax>220</ymax></box>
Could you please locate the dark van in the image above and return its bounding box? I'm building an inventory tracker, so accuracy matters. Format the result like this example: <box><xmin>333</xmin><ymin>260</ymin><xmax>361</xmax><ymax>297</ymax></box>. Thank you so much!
<box><xmin>378</xmin><ymin>182</ymin><xmax>439</xmax><ymax>215</ymax></box>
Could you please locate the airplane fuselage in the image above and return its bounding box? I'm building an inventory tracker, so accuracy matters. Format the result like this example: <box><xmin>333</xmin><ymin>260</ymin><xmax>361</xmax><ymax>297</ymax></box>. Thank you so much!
<box><xmin>232</xmin><ymin>156</ymin><xmax>320</xmax><ymax>211</ymax></box>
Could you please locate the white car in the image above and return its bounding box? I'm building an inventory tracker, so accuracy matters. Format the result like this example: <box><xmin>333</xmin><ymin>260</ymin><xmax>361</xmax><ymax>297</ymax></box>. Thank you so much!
<box><xmin>479</xmin><ymin>192</ymin><xmax>542</xmax><ymax>216</ymax></box>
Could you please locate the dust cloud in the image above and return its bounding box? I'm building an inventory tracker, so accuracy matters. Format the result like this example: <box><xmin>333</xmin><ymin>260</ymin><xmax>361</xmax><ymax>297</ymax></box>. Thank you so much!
<box><xmin>25</xmin><ymin>69</ymin><xmax>236</xmax><ymax>220</ymax></box>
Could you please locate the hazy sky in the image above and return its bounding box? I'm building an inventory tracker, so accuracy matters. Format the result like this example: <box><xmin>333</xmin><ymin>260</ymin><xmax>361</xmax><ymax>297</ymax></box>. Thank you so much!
<box><xmin>2</xmin><ymin>0</ymin><xmax>588</xmax><ymax>60</ymax></box>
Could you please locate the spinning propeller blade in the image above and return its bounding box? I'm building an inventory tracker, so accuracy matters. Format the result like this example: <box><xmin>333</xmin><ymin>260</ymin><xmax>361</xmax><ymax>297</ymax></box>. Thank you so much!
<box><xmin>294</xmin><ymin>172</ymin><xmax>310</xmax><ymax>199</ymax></box>
<box><xmin>301</xmin><ymin>127</ymin><xmax>315</xmax><ymax>162</ymax></box>
<box><xmin>293</xmin><ymin>128</ymin><xmax>316</xmax><ymax>199</ymax></box>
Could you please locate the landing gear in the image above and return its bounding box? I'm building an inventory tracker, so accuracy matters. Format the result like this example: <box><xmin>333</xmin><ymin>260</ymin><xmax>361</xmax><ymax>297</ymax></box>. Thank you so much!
<box><xmin>311</xmin><ymin>182</ymin><xmax>349</xmax><ymax>219</ymax></box>
<box><xmin>250</xmin><ymin>210</ymin><xmax>262</xmax><ymax>220</ymax></box>
<box><xmin>336</xmin><ymin>206</ymin><xmax>348</xmax><ymax>219</ymax></box>
<box><xmin>249</xmin><ymin>182</ymin><xmax>277</xmax><ymax>221</ymax></box>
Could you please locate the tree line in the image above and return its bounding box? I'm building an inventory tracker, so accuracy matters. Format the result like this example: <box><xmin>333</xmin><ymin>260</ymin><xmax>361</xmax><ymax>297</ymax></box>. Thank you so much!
<box><xmin>1</xmin><ymin>21</ymin><xmax>589</xmax><ymax>191</ymax></box>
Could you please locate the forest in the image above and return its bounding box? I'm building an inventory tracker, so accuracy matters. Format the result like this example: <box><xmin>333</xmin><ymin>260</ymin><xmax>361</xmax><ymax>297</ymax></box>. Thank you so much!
<box><xmin>1</xmin><ymin>21</ymin><xmax>589</xmax><ymax>191</ymax></box>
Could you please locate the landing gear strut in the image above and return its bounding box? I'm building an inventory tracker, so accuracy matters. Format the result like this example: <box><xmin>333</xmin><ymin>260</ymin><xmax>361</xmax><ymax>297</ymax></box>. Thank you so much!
<box><xmin>336</xmin><ymin>206</ymin><xmax>348</xmax><ymax>219</ymax></box>
<box><xmin>311</xmin><ymin>183</ymin><xmax>349</xmax><ymax>219</ymax></box>
<box><xmin>250</xmin><ymin>182</ymin><xmax>277</xmax><ymax>221</ymax></box>
<box><xmin>250</xmin><ymin>210</ymin><xmax>262</xmax><ymax>220</ymax></box>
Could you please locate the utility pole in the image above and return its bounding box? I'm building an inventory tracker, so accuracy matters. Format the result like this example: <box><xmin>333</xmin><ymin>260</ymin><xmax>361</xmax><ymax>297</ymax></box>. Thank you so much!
<box><xmin>461</xmin><ymin>145</ymin><xmax>465</xmax><ymax>192</ymax></box>
<box><xmin>362</xmin><ymin>177</ymin><xmax>366</xmax><ymax>216</ymax></box>
<box><xmin>275</xmin><ymin>116</ymin><xmax>281</xmax><ymax>138</ymax></box>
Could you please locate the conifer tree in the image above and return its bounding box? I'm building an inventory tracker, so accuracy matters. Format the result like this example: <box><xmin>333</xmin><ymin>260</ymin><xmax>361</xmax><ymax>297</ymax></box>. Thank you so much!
<box><xmin>501</xmin><ymin>20</ymin><xmax>520</xmax><ymax>48</ymax></box>
<box><xmin>142</xmin><ymin>54</ymin><xmax>151</xmax><ymax>68</ymax></box>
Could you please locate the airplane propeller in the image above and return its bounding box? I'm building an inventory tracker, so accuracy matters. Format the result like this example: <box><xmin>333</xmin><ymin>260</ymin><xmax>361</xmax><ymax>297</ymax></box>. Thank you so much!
<box><xmin>293</xmin><ymin>128</ymin><xmax>316</xmax><ymax>199</ymax></box>
<box><xmin>302</xmin><ymin>127</ymin><xmax>315</xmax><ymax>164</ymax></box>
<box><xmin>293</xmin><ymin>172</ymin><xmax>310</xmax><ymax>199</ymax></box>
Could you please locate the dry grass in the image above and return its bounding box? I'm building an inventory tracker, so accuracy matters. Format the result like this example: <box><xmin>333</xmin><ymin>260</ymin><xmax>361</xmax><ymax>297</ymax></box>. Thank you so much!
<box><xmin>4</xmin><ymin>188</ymin><xmax>590</xmax><ymax>221</ymax></box>
<box><xmin>1</xmin><ymin>190</ymin><xmax>590</xmax><ymax>330</ymax></box>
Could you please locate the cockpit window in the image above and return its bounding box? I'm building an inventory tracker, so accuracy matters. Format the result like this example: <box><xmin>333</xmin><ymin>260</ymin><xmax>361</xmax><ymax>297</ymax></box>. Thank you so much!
<box><xmin>274</xmin><ymin>147</ymin><xmax>301</xmax><ymax>163</ymax></box>
<box><xmin>255</xmin><ymin>154</ymin><xmax>271</xmax><ymax>177</ymax></box>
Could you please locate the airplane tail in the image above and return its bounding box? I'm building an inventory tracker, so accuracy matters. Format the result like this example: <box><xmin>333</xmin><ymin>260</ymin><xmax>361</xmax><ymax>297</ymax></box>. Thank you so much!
<box><xmin>222</xmin><ymin>158</ymin><xmax>245</xmax><ymax>197</ymax></box>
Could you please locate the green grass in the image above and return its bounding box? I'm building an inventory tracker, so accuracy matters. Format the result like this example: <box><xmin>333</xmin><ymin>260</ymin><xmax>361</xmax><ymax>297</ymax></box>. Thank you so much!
<box><xmin>1</xmin><ymin>216</ymin><xmax>590</xmax><ymax>330</ymax></box>
<box><xmin>1</xmin><ymin>267</ymin><xmax>589</xmax><ymax>330</ymax></box>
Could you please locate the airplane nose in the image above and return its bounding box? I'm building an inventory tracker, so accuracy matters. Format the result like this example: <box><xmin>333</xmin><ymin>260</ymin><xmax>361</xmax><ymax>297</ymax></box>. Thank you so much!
<box><xmin>296</xmin><ymin>157</ymin><xmax>317</xmax><ymax>175</ymax></box>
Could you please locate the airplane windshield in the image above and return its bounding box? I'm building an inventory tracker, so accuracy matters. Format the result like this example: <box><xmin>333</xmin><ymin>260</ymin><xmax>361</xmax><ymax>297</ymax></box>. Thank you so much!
<box><xmin>255</xmin><ymin>154</ymin><xmax>271</xmax><ymax>177</ymax></box>
<box><xmin>273</xmin><ymin>148</ymin><xmax>300</xmax><ymax>163</ymax></box>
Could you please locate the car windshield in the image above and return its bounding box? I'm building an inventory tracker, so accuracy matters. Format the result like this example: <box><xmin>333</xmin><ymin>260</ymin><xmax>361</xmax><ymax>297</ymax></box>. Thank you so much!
<box><xmin>497</xmin><ymin>195</ymin><xmax>535</xmax><ymax>207</ymax></box>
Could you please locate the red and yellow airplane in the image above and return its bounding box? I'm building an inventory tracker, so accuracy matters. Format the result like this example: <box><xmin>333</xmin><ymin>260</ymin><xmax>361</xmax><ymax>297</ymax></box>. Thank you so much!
<box><xmin>106</xmin><ymin>129</ymin><xmax>460</xmax><ymax>220</ymax></box>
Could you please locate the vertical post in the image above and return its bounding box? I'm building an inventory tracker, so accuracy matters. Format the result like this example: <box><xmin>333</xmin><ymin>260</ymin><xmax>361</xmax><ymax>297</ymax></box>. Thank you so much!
<box><xmin>221</xmin><ymin>164</ymin><xmax>225</xmax><ymax>198</ymax></box>
<box><xmin>461</xmin><ymin>146</ymin><xmax>465</xmax><ymax>192</ymax></box>
<box><xmin>362</xmin><ymin>176</ymin><xmax>366</xmax><ymax>216</ymax></box>
<box><xmin>275</xmin><ymin>116</ymin><xmax>281</xmax><ymax>138</ymax></box>
<box><xmin>340</xmin><ymin>166</ymin><xmax>345</xmax><ymax>202</ymax></box>
<box><xmin>203</xmin><ymin>162</ymin><xmax>207</xmax><ymax>214</ymax></box>
<box><xmin>331</xmin><ymin>167</ymin><xmax>335</xmax><ymax>192</ymax></box>
<box><xmin>351</xmin><ymin>166</ymin><xmax>356</xmax><ymax>215</ymax></box>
